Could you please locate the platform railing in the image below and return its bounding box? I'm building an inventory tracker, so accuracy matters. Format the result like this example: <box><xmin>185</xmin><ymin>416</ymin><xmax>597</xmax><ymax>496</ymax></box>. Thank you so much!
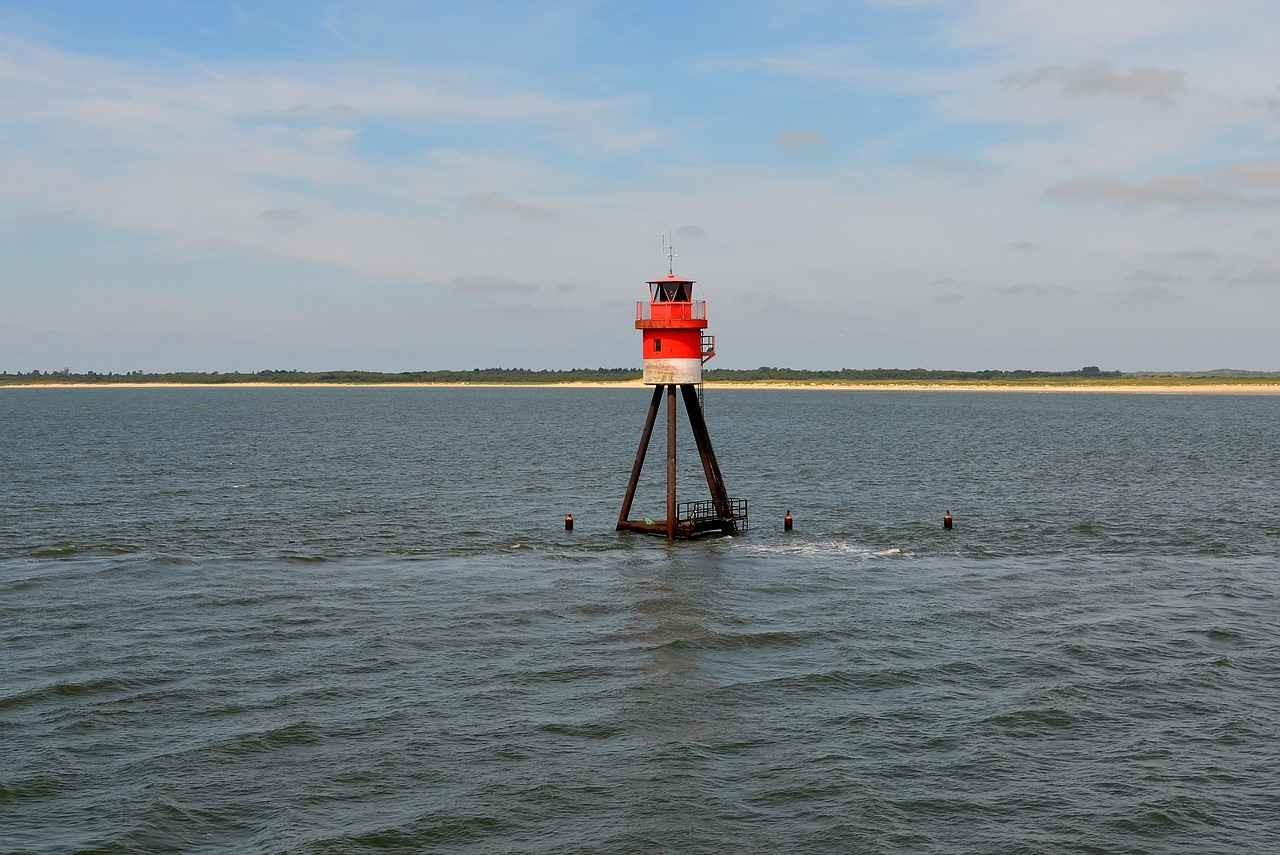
<box><xmin>636</xmin><ymin>300</ymin><xmax>707</xmax><ymax>321</ymax></box>
<box><xmin>677</xmin><ymin>497</ymin><xmax>748</xmax><ymax>533</ymax></box>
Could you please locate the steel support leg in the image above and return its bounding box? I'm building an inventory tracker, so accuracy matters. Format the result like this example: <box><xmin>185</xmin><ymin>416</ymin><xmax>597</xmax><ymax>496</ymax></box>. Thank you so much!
<box><xmin>617</xmin><ymin>384</ymin><xmax>665</xmax><ymax>529</ymax></box>
<box><xmin>666</xmin><ymin>384</ymin><xmax>677</xmax><ymax>539</ymax></box>
<box><xmin>680</xmin><ymin>383</ymin><xmax>735</xmax><ymax>531</ymax></box>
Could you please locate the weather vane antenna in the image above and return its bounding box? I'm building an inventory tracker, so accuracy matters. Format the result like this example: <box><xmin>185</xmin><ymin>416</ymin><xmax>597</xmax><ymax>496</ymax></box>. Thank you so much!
<box><xmin>662</xmin><ymin>233</ymin><xmax>677</xmax><ymax>275</ymax></box>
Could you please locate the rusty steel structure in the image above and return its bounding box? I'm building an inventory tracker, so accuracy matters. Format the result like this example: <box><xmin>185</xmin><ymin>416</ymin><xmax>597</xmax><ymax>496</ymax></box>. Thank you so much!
<box><xmin>616</xmin><ymin>247</ymin><xmax>747</xmax><ymax>539</ymax></box>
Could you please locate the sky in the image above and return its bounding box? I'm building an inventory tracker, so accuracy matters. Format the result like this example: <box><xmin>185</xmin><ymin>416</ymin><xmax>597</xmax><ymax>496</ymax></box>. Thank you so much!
<box><xmin>2</xmin><ymin>0</ymin><xmax>1278</xmax><ymax>373</ymax></box>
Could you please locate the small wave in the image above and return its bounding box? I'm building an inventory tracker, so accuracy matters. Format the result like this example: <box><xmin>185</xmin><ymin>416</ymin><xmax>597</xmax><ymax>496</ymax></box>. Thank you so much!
<box><xmin>981</xmin><ymin>706</ymin><xmax>1080</xmax><ymax>733</ymax></box>
<box><xmin>655</xmin><ymin>629</ymin><xmax>815</xmax><ymax>652</ymax></box>
<box><xmin>27</xmin><ymin>546</ymin><xmax>87</xmax><ymax>558</ymax></box>
<box><xmin>337</xmin><ymin>814</ymin><xmax>510</xmax><ymax>850</ymax></box>
<box><xmin>1113</xmin><ymin>797</ymin><xmax>1229</xmax><ymax>833</ymax></box>
<box><xmin>217</xmin><ymin>721</ymin><xmax>324</xmax><ymax>756</ymax></box>
<box><xmin>534</xmin><ymin>721</ymin><xmax>624</xmax><ymax>740</ymax></box>
<box><xmin>0</xmin><ymin>675</ymin><xmax>168</xmax><ymax>711</ymax></box>
<box><xmin>276</xmin><ymin>553</ymin><xmax>332</xmax><ymax>563</ymax></box>
<box><xmin>25</xmin><ymin>544</ymin><xmax>139</xmax><ymax>559</ymax></box>
<box><xmin>728</xmin><ymin>669</ymin><xmax>865</xmax><ymax>693</ymax></box>
<box><xmin>736</xmin><ymin>538</ymin><xmax>912</xmax><ymax>560</ymax></box>
<box><xmin>0</xmin><ymin>772</ymin><xmax>79</xmax><ymax>803</ymax></box>
<box><xmin>143</xmin><ymin>550</ymin><xmax>195</xmax><ymax>564</ymax></box>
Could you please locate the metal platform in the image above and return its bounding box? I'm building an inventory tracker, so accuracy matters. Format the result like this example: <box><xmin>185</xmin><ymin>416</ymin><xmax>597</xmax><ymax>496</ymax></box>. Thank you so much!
<box><xmin>676</xmin><ymin>497</ymin><xmax>748</xmax><ymax>536</ymax></box>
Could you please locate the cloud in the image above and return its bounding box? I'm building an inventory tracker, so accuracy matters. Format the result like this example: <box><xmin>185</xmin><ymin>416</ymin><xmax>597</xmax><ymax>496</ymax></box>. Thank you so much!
<box><xmin>1213</xmin><ymin>160</ymin><xmax>1280</xmax><ymax>187</ymax></box>
<box><xmin>913</xmin><ymin>155</ymin><xmax>985</xmax><ymax>174</ymax></box>
<box><xmin>1163</xmin><ymin>248</ymin><xmax>1220</xmax><ymax>261</ymax></box>
<box><xmin>259</xmin><ymin>209</ymin><xmax>310</xmax><ymax>223</ymax></box>
<box><xmin>1008</xmin><ymin>63</ymin><xmax>1187</xmax><ymax>105</ymax></box>
<box><xmin>463</xmin><ymin>192</ymin><xmax>558</xmax><ymax>222</ymax></box>
<box><xmin>991</xmin><ymin>282</ymin><xmax>1075</xmax><ymax>297</ymax></box>
<box><xmin>1045</xmin><ymin>174</ymin><xmax>1280</xmax><ymax>208</ymax></box>
<box><xmin>1123</xmin><ymin>270</ymin><xmax>1183</xmax><ymax>300</ymax></box>
<box><xmin>1126</xmin><ymin>283</ymin><xmax>1173</xmax><ymax>300</ymax></box>
<box><xmin>946</xmin><ymin>2</ymin><xmax>1219</xmax><ymax>66</ymax></box>
<box><xmin>452</xmin><ymin>276</ymin><xmax>540</xmax><ymax>295</ymax></box>
<box><xmin>773</xmin><ymin>129</ymin><xmax>827</xmax><ymax>155</ymax></box>
<box><xmin>916</xmin><ymin>279</ymin><xmax>968</xmax><ymax>303</ymax></box>
<box><xmin>21</xmin><ymin>208</ymin><xmax>77</xmax><ymax>224</ymax></box>
<box><xmin>284</xmin><ymin>103</ymin><xmax>359</xmax><ymax>119</ymax></box>
<box><xmin>1229</xmin><ymin>261</ymin><xmax>1280</xmax><ymax>287</ymax></box>
<box><xmin>1127</xmin><ymin>269</ymin><xmax>1186</xmax><ymax>285</ymax></box>
<box><xmin>736</xmin><ymin>291</ymin><xmax>790</xmax><ymax>312</ymax></box>
<box><xmin>676</xmin><ymin>225</ymin><xmax>705</xmax><ymax>238</ymax></box>
<box><xmin>1242</xmin><ymin>93</ymin><xmax>1280</xmax><ymax>115</ymax></box>
<box><xmin>749</xmin><ymin>42</ymin><xmax>972</xmax><ymax>98</ymax></box>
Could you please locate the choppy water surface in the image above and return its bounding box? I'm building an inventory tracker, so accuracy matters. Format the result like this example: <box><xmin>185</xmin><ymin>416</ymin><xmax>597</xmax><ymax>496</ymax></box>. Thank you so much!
<box><xmin>2</xmin><ymin>387</ymin><xmax>1278</xmax><ymax>853</ymax></box>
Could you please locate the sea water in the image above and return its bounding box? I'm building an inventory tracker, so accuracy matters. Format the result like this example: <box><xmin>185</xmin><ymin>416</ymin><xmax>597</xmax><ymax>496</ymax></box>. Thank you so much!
<box><xmin>2</xmin><ymin>387</ymin><xmax>1278</xmax><ymax>854</ymax></box>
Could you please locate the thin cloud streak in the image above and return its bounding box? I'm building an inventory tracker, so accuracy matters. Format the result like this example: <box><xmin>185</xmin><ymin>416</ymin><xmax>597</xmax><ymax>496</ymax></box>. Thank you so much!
<box><xmin>1007</xmin><ymin>63</ymin><xmax>1188</xmax><ymax>105</ymax></box>
<box><xmin>463</xmin><ymin>193</ymin><xmax>559</xmax><ymax>222</ymax></box>
<box><xmin>1046</xmin><ymin>174</ymin><xmax>1280</xmax><ymax>209</ymax></box>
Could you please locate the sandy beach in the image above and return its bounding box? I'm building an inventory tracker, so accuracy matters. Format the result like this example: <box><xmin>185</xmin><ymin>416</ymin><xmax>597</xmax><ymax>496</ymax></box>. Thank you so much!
<box><xmin>7</xmin><ymin>381</ymin><xmax>1280</xmax><ymax>393</ymax></box>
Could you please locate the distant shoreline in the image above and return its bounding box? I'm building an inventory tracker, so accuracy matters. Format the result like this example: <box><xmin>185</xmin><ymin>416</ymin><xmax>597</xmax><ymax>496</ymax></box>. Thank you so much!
<box><xmin>7</xmin><ymin>380</ymin><xmax>1280</xmax><ymax>394</ymax></box>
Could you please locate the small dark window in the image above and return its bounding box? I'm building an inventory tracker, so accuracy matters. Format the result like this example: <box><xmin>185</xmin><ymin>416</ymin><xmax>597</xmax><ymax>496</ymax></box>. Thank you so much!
<box><xmin>654</xmin><ymin>338</ymin><xmax>662</xmax><ymax>353</ymax></box>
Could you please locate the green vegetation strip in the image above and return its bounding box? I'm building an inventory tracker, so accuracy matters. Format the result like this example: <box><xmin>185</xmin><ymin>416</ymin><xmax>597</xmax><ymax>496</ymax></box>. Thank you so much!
<box><xmin>3</xmin><ymin>367</ymin><xmax>1278</xmax><ymax>387</ymax></box>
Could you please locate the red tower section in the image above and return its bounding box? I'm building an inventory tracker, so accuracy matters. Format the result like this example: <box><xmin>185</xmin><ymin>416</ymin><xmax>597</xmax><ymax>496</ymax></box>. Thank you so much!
<box><xmin>635</xmin><ymin>273</ymin><xmax>714</xmax><ymax>385</ymax></box>
<box><xmin>616</xmin><ymin>244</ymin><xmax>746</xmax><ymax>539</ymax></box>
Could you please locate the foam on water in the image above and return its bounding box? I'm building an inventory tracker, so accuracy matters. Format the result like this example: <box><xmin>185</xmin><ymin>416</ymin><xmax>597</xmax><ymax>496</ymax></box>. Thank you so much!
<box><xmin>736</xmin><ymin>538</ymin><xmax>908</xmax><ymax>559</ymax></box>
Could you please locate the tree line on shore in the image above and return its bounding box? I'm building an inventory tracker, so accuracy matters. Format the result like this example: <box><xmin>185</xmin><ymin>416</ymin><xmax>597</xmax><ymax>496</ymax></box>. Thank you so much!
<box><xmin>9</xmin><ymin>365</ymin><xmax>1276</xmax><ymax>386</ymax></box>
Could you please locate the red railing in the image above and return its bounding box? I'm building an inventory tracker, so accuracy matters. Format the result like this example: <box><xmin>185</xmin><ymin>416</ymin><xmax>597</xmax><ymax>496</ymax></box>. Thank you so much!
<box><xmin>636</xmin><ymin>300</ymin><xmax>707</xmax><ymax>321</ymax></box>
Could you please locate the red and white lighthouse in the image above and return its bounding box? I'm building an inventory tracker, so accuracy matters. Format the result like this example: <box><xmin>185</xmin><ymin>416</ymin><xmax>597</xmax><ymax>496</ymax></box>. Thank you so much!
<box><xmin>616</xmin><ymin>242</ymin><xmax>747</xmax><ymax>539</ymax></box>
<box><xmin>636</xmin><ymin>268</ymin><xmax>713</xmax><ymax>384</ymax></box>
